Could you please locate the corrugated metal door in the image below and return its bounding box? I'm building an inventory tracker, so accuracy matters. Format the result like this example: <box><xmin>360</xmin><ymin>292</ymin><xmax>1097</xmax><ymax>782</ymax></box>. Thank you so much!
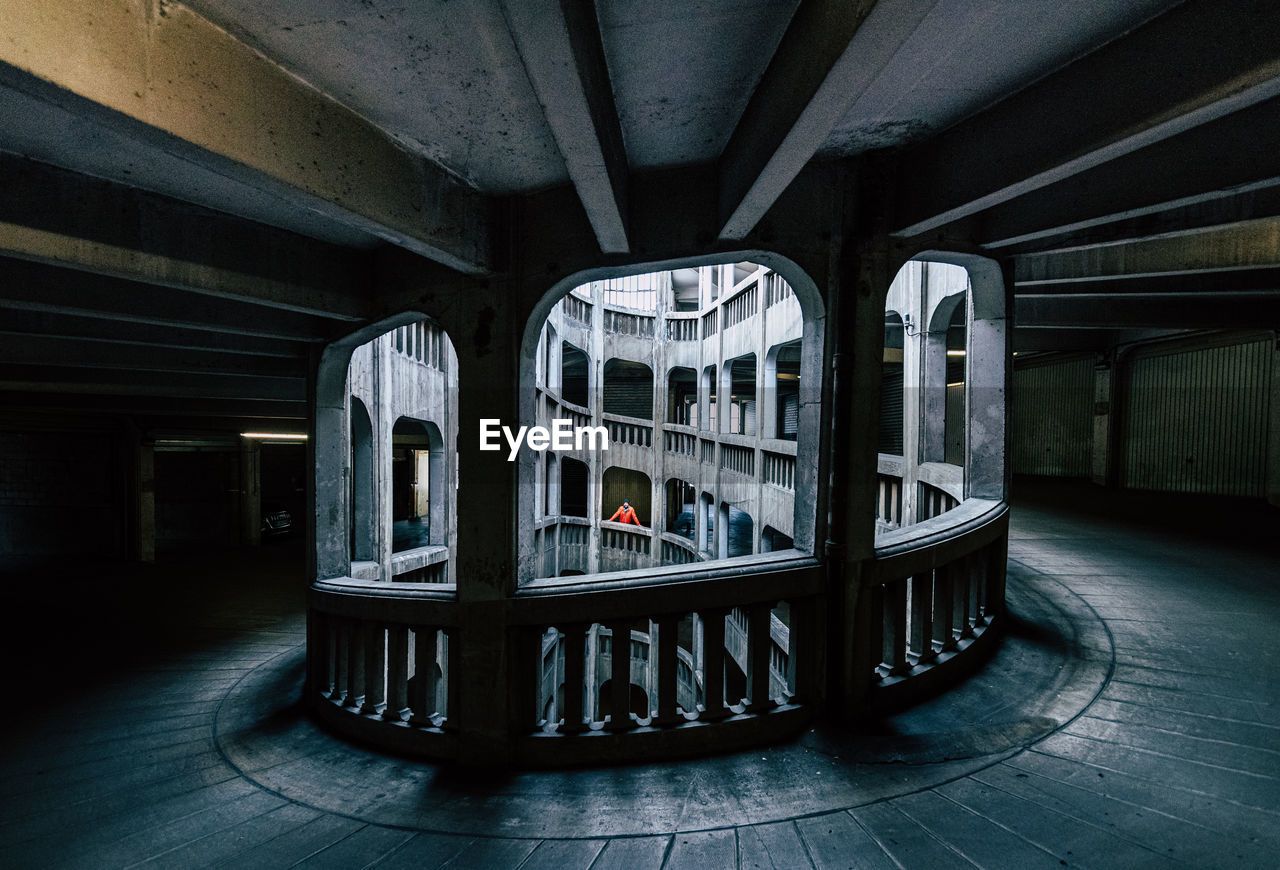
<box><xmin>1121</xmin><ymin>334</ymin><xmax>1273</xmax><ymax>496</ymax></box>
<box><xmin>879</xmin><ymin>364</ymin><xmax>903</xmax><ymax>455</ymax></box>
<box><xmin>1012</xmin><ymin>356</ymin><xmax>1094</xmax><ymax>477</ymax></box>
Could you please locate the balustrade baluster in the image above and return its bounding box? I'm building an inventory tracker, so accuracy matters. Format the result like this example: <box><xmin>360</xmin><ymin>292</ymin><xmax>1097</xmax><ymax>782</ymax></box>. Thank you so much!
<box><xmin>345</xmin><ymin>617</ymin><xmax>367</xmax><ymax>707</ymax></box>
<box><xmin>441</xmin><ymin>628</ymin><xmax>457</xmax><ymax>729</ymax></box>
<box><xmin>329</xmin><ymin>618</ymin><xmax>348</xmax><ymax>703</ymax></box>
<box><xmin>746</xmin><ymin>602</ymin><xmax>776</xmax><ymax>712</ymax></box>
<box><xmin>972</xmin><ymin>546</ymin><xmax>988</xmax><ymax>624</ymax></box>
<box><xmin>384</xmin><ymin>625</ymin><xmax>410</xmax><ymax>721</ymax></box>
<box><xmin>867</xmin><ymin>584</ymin><xmax>885</xmax><ymax>678</ymax></box>
<box><xmin>701</xmin><ymin>608</ymin><xmax>729</xmax><ymax>720</ymax></box>
<box><xmin>361</xmin><ymin>623</ymin><xmax>386</xmax><ymax>714</ymax></box>
<box><xmin>955</xmin><ymin>557</ymin><xmax>974</xmax><ymax>639</ymax></box>
<box><xmin>410</xmin><ymin>626</ymin><xmax>438</xmax><ymax>725</ymax></box>
<box><xmin>655</xmin><ymin>614</ymin><xmax>679</xmax><ymax>726</ymax></box>
<box><xmin>910</xmin><ymin>573</ymin><xmax>935</xmax><ymax>664</ymax></box>
<box><xmin>788</xmin><ymin>598</ymin><xmax>807</xmax><ymax>702</ymax></box>
<box><xmin>560</xmin><ymin>623</ymin><xmax>587</xmax><ymax>734</ymax></box>
<box><xmin>886</xmin><ymin>580</ymin><xmax>910</xmax><ymax>675</ymax></box>
<box><xmin>607</xmin><ymin>619</ymin><xmax>634</xmax><ymax>730</ymax></box>
<box><xmin>934</xmin><ymin>564</ymin><xmax>956</xmax><ymax>652</ymax></box>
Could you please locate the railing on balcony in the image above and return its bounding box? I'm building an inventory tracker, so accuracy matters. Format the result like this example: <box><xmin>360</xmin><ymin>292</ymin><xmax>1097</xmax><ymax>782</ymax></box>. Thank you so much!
<box><xmin>390</xmin><ymin>545</ymin><xmax>450</xmax><ymax>583</ymax></box>
<box><xmin>308</xmin><ymin>579</ymin><xmax>458</xmax><ymax>759</ymax></box>
<box><xmin>665</xmin><ymin>316</ymin><xmax>698</xmax><ymax>341</ymax></box>
<box><xmin>663</xmin><ymin>429</ymin><xmax>697</xmax><ymax>456</ymax></box>
<box><xmin>603</xmin><ymin>308</ymin><xmax>655</xmax><ymax>338</ymax></box>
<box><xmin>860</xmin><ymin>498</ymin><xmax>1007</xmax><ymax>711</ymax></box>
<box><xmin>659</xmin><ymin>532</ymin><xmax>699</xmax><ymax>566</ymax></box>
<box><xmin>604</xmin><ymin>414</ymin><xmax>653</xmax><ymax>447</ymax></box>
<box><xmin>307</xmin><ymin>495</ymin><xmax>1008</xmax><ymax>766</ymax></box>
<box><xmin>561</xmin><ymin>293</ymin><xmax>591</xmax><ymax>326</ymax></box>
<box><xmin>701</xmin><ymin>308</ymin><xmax>718</xmax><ymax>338</ymax></box>
<box><xmin>512</xmin><ymin>554</ymin><xmax>821</xmax><ymax>765</ymax></box>
<box><xmin>762</xmin><ymin>450</ymin><xmax>795</xmax><ymax>490</ymax></box>
<box><xmin>720</xmin><ymin>443</ymin><xmax>754</xmax><ymax>476</ymax></box>
<box><xmin>723</xmin><ymin>285</ymin><xmax>758</xmax><ymax>330</ymax></box>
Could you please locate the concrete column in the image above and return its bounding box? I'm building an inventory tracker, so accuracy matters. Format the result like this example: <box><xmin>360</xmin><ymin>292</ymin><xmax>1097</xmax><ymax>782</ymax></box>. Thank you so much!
<box><xmin>1092</xmin><ymin>357</ymin><xmax>1115</xmax><ymax>487</ymax></box>
<box><xmin>1268</xmin><ymin>337</ymin><xmax>1280</xmax><ymax>507</ymax></box>
<box><xmin>451</xmin><ymin>280</ymin><xmax>520</xmax><ymax>765</ymax></box>
<box><xmin>132</xmin><ymin>432</ymin><xmax>155</xmax><ymax>563</ymax></box>
<box><xmin>377</xmin><ymin>337</ymin><xmax>394</xmax><ymax>579</ymax></box>
<box><xmin>239</xmin><ymin>439</ymin><xmax>261</xmax><ymax>547</ymax></box>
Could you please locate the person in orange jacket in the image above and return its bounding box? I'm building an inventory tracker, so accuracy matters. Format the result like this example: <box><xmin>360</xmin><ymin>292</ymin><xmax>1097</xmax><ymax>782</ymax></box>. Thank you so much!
<box><xmin>607</xmin><ymin>498</ymin><xmax>642</xmax><ymax>526</ymax></box>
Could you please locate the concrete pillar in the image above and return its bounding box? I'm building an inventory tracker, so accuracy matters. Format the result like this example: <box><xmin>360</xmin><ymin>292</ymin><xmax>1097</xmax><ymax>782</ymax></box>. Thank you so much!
<box><xmin>132</xmin><ymin>432</ymin><xmax>155</xmax><ymax>563</ymax></box>
<box><xmin>1268</xmin><ymin>337</ymin><xmax>1280</xmax><ymax>507</ymax></box>
<box><xmin>451</xmin><ymin>284</ymin><xmax>520</xmax><ymax>764</ymax></box>
<box><xmin>239</xmin><ymin>438</ymin><xmax>261</xmax><ymax>547</ymax></box>
<box><xmin>1091</xmin><ymin>357</ymin><xmax>1115</xmax><ymax>487</ymax></box>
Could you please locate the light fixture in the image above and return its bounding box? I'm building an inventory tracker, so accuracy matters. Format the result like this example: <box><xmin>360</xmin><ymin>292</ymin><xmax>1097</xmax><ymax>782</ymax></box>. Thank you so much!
<box><xmin>946</xmin><ymin>350</ymin><xmax>966</xmax><ymax>356</ymax></box>
<box><xmin>240</xmin><ymin>432</ymin><xmax>308</xmax><ymax>440</ymax></box>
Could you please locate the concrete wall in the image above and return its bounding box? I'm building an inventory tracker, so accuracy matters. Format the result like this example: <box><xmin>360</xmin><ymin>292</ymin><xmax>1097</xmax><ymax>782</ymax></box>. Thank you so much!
<box><xmin>1011</xmin><ymin>356</ymin><xmax>1094</xmax><ymax>478</ymax></box>
<box><xmin>0</xmin><ymin>427</ymin><xmax>127</xmax><ymax>568</ymax></box>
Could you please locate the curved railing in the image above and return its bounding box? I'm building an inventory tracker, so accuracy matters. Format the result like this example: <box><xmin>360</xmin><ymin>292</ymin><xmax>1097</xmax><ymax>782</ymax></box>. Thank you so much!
<box><xmin>511</xmin><ymin>553</ymin><xmax>823</xmax><ymax>766</ymax></box>
<box><xmin>307</xmin><ymin>578</ymin><xmax>458</xmax><ymax>760</ymax></box>
<box><xmin>860</xmin><ymin>497</ymin><xmax>1008</xmax><ymax>711</ymax></box>
<box><xmin>306</xmin><ymin>497</ymin><xmax>1007</xmax><ymax>765</ymax></box>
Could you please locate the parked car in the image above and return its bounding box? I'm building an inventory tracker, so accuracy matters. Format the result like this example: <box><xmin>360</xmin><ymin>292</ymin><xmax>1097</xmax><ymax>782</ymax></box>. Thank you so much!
<box><xmin>261</xmin><ymin>504</ymin><xmax>293</xmax><ymax>537</ymax></box>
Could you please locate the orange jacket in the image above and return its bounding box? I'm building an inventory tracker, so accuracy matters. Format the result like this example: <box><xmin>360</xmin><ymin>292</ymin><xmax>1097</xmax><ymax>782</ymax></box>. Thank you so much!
<box><xmin>607</xmin><ymin>504</ymin><xmax>641</xmax><ymax>525</ymax></box>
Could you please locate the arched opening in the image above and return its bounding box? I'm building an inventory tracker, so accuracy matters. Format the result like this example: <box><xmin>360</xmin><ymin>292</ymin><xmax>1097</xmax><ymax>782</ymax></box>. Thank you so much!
<box><xmin>722</xmin><ymin>504</ymin><xmax>753</xmax><ymax>557</ymax></box>
<box><xmin>699</xmin><ymin>492</ymin><xmax>715</xmax><ymax>554</ymax></box>
<box><xmin>944</xmin><ymin>301</ymin><xmax>968</xmax><ymax>467</ymax></box>
<box><xmin>603</xmin><ymin>359</ymin><xmax>654</xmax><ymax>419</ymax></box>
<box><xmin>726</xmin><ymin>354</ymin><xmax>758</xmax><ymax>436</ymax></box>
<box><xmin>665</xmin><ymin>478</ymin><xmax>695</xmax><ymax>539</ymax></box>
<box><xmin>768</xmin><ymin>342</ymin><xmax>801</xmax><ymax>441</ymax></box>
<box><xmin>761</xmin><ymin>525</ymin><xmax>792</xmax><ymax>553</ymax></box>
<box><xmin>517</xmin><ymin>256</ymin><xmax>826</xmax><ymax>583</ymax></box>
<box><xmin>560</xmin><ymin>457</ymin><xmax>589</xmax><ymax>518</ymax></box>
<box><xmin>349</xmin><ymin>397</ymin><xmax>375</xmax><ymax>562</ymax></box>
<box><xmin>602</xmin><ymin>467</ymin><xmax>651</xmax><ymax>526</ymax></box>
<box><xmin>667</xmin><ymin>367</ymin><xmax>698</xmax><ymax>425</ymax></box>
<box><xmin>561</xmin><ymin>342</ymin><xmax>589</xmax><ymax>408</ymax></box>
<box><xmin>391</xmin><ymin>418</ymin><xmax>444</xmax><ymax>553</ymax></box>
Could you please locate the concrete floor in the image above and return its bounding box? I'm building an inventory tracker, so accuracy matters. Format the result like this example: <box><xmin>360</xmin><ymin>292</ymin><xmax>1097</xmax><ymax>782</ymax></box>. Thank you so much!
<box><xmin>1</xmin><ymin>481</ymin><xmax>1277</xmax><ymax>868</ymax></box>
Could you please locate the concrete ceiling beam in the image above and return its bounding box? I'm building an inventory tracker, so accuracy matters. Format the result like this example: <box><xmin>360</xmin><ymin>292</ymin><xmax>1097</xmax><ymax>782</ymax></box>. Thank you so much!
<box><xmin>717</xmin><ymin>0</ymin><xmax>938</xmax><ymax>240</ymax></box>
<box><xmin>893</xmin><ymin>0</ymin><xmax>1280</xmax><ymax>238</ymax></box>
<box><xmin>0</xmin><ymin>392</ymin><xmax>307</xmax><ymax>421</ymax></box>
<box><xmin>978</xmin><ymin>98</ymin><xmax>1280</xmax><ymax>252</ymax></box>
<box><xmin>1015</xmin><ymin>219</ymin><xmax>1280</xmax><ymax>286</ymax></box>
<box><xmin>0</xmin><ymin>309</ymin><xmax>305</xmax><ymax>358</ymax></box>
<box><xmin>0</xmin><ymin>334</ymin><xmax>307</xmax><ymax>380</ymax></box>
<box><xmin>1011</xmin><ymin>327</ymin><xmax>1186</xmax><ymax>354</ymax></box>
<box><xmin>0</xmin><ymin>1</ymin><xmax>490</xmax><ymax>273</ymax></box>
<box><xmin>502</xmin><ymin>0</ymin><xmax>629</xmax><ymax>253</ymax></box>
<box><xmin>0</xmin><ymin>257</ymin><xmax>338</xmax><ymax>343</ymax></box>
<box><xmin>0</xmin><ymin>366</ymin><xmax>304</xmax><ymax>402</ymax></box>
<box><xmin>1015</xmin><ymin>294</ymin><xmax>1280</xmax><ymax>330</ymax></box>
<box><xmin>1014</xmin><ymin>267</ymin><xmax>1280</xmax><ymax>297</ymax></box>
<box><xmin>0</xmin><ymin>155</ymin><xmax>371</xmax><ymax>320</ymax></box>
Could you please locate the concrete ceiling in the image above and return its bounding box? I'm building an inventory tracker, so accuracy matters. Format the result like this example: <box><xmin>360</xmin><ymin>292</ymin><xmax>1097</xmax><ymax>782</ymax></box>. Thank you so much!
<box><xmin>1</xmin><ymin>0</ymin><xmax>1278</xmax><ymax>421</ymax></box>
